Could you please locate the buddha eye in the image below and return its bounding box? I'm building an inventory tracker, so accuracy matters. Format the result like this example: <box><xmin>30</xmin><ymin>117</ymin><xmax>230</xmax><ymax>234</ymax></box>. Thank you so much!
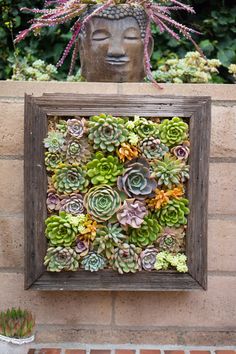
<box><xmin>92</xmin><ymin>30</ymin><xmax>110</xmax><ymax>41</ymax></box>
<box><xmin>124</xmin><ymin>28</ymin><xmax>140</xmax><ymax>41</ymax></box>
<box><xmin>124</xmin><ymin>36</ymin><xmax>139</xmax><ymax>40</ymax></box>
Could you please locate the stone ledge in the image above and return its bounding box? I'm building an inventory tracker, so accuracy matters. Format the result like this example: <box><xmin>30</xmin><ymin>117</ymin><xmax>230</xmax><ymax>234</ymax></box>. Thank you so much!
<box><xmin>1</xmin><ymin>82</ymin><xmax>236</xmax><ymax>101</ymax></box>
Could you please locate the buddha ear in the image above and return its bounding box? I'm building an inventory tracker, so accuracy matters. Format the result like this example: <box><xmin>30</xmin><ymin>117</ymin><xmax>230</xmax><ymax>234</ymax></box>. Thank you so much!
<box><xmin>148</xmin><ymin>36</ymin><xmax>154</xmax><ymax>57</ymax></box>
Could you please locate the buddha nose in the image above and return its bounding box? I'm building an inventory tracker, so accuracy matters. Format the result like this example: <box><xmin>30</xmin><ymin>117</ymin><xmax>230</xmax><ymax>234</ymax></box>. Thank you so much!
<box><xmin>107</xmin><ymin>38</ymin><xmax>126</xmax><ymax>57</ymax></box>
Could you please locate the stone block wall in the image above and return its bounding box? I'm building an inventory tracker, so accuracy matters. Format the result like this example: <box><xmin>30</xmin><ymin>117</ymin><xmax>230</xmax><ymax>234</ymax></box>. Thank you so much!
<box><xmin>0</xmin><ymin>82</ymin><xmax>235</xmax><ymax>346</ymax></box>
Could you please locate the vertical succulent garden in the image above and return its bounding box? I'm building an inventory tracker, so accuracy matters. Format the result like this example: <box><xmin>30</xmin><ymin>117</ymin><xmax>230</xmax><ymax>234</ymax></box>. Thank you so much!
<box><xmin>43</xmin><ymin>114</ymin><xmax>190</xmax><ymax>274</ymax></box>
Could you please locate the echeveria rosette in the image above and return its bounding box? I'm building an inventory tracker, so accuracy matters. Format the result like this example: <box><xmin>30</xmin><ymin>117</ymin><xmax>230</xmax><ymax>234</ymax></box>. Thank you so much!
<box><xmin>45</xmin><ymin>152</ymin><xmax>63</xmax><ymax>172</ymax></box>
<box><xmin>67</xmin><ymin>118</ymin><xmax>86</xmax><ymax>139</ymax></box>
<box><xmin>52</xmin><ymin>163</ymin><xmax>89</xmax><ymax>194</ymax></box>
<box><xmin>88</xmin><ymin>114</ymin><xmax>129</xmax><ymax>152</ymax></box>
<box><xmin>93</xmin><ymin>223</ymin><xmax>127</xmax><ymax>259</ymax></box>
<box><xmin>84</xmin><ymin>184</ymin><xmax>121</xmax><ymax>222</ymax></box>
<box><xmin>117</xmin><ymin>199</ymin><xmax>148</xmax><ymax>229</ymax></box>
<box><xmin>129</xmin><ymin>214</ymin><xmax>162</xmax><ymax>247</ymax></box>
<box><xmin>75</xmin><ymin>239</ymin><xmax>89</xmax><ymax>257</ymax></box>
<box><xmin>117</xmin><ymin>158</ymin><xmax>157</xmax><ymax>200</ymax></box>
<box><xmin>139</xmin><ymin>137</ymin><xmax>169</xmax><ymax>160</ymax></box>
<box><xmin>159</xmin><ymin>117</ymin><xmax>189</xmax><ymax>147</ymax></box>
<box><xmin>151</xmin><ymin>154</ymin><xmax>189</xmax><ymax>189</ymax></box>
<box><xmin>156</xmin><ymin>198</ymin><xmax>190</xmax><ymax>227</ymax></box>
<box><xmin>140</xmin><ymin>247</ymin><xmax>158</xmax><ymax>271</ymax></box>
<box><xmin>43</xmin><ymin>131</ymin><xmax>65</xmax><ymax>153</ymax></box>
<box><xmin>46</xmin><ymin>191</ymin><xmax>61</xmax><ymax>212</ymax></box>
<box><xmin>65</xmin><ymin>138</ymin><xmax>92</xmax><ymax>164</ymax></box>
<box><xmin>133</xmin><ymin>117</ymin><xmax>159</xmax><ymax>139</ymax></box>
<box><xmin>44</xmin><ymin>246</ymin><xmax>79</xmax><ymax>272</ymax></box>
<box><xmin>157</xmin><ymin>227</ymin><xmax>185</xmax><ymax>253</ymax></box>
<box><xmin>111</xmin><ymin>243</ymin><xmax>141</xmax><ymax>274</ymax></box>
<box><xmin>154</xmin><ymin>251</ymin><xmax>188</xmax><ymax>273</ymax></box>
<box><xmin>87</xmin><ymin>152</ymin><xmax>124</xmax><ymax>185</ymax></box>
<box><xmin>171</xmin><ymin>145</ymin><xmax>190</xmax><ymax>161</ymax></box>
<box><xmin>81</xmin><ymin>252</ymin><xmax>106</xmax><ymax>272</ymax></box>
<box><xmin>45</xmin><ymin>211</ymin><xmax>79</xmax><ymax>247</ymax></box>
<box><xmin>60</xmin><ymin>193</ymin><xmax>85</xmax><ymax>215</ymax></box>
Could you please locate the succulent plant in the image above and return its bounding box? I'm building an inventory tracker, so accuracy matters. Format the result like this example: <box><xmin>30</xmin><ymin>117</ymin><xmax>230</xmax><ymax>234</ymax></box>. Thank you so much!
<box><xmin>117</xmin><ymin>143</ymin><xmax>140</xmax><ymax>162</ymax></box>
<box><xmin>60</xmin><ymin>193</ymin><xmax>85</xmax><ymax>215</ymax></box>
<box><xmin>84</xmin><ymin>184</ymin><xmax>121</xmax><ymax>222</ymax></box>
<box><xmin>93</xmin><ymin>223</ymin><xmax>127</xmax><ymax>259</ymax></box>
<box><xmin>117</xmin><ymin>199</ymin><xmax>148</xmax><ymax>228</ymax></box>
<box><xmin>52</xmin><ymin>163</ymin><xmax>89</xmax><ymax>194</ymax></box>
<box><xmin>117</xmin><ymin>158</ymin><xmax>157</xmax><ymax>199</ymax></box>
<box><xmin>78</xmin><ymin>215</ymin><xmax>97</xmax><ymax>242</ymax></box>
<box><xmin>87</xmin><ymin>152</ymin><xmax>123</xmax><ymax>185</ymax></box>
<box><xmin>0</xmin><ymin>308</ymin><xmax>35</xmax><ymax>339</ymax></box>
<box><xmin>180</xmin><ymin>164</ymin><xmax>190</xmax><ymax>183</ymax></box>
<box><xmin>75</xmin><ymin>239</ymin><xmax>89</xmax><ymax>257</ymax></box>
<box><xmin>111</xmin><ymin>243</ymin><xmax>141</xmax><ymax>274</ymax></box>
<box><xmin>44</xmin><ymin>246</ymin><xmax>79</xmax><ymax>272</ymax></box>
<box><xmin>156</xmin><ymin>198</ymin><xmax>190</xmax><ymax>227</ymax></box>
<box><xmin>154</xmin><ymin>251</ymin><xmax>188</xmax><ymax>273</ymax></box>
<box><xmin>46</xmin><ymin>191</ymin><xmax>61</xmax><ymax>212</ymax></box>
<box><xmin>171</xmin><ymin>145</ymin><xmax>190</xmax><ymax>160</ymax></box>
<box><xmin>81</xmin><ymin>252</ymin><xmax>106</xmax><ymax>272</ymax></box>
<box><xmin>129</xmin><ymin>214</ymin><xmax>162</xmax><ymax>247</ymax></box>
<box><xmin>56</xmin><ymin>119</ymin><xmax>67</xmax><ymax>134</ymax></box>
<box><xmin>151</xmin><ymin>154</ymin><xmax>189</xmax><ymax>189</ymax></box>
<box><xmin>140</xmin><ymin>247</ymin><xmax>158</xmax><ymax>271</ymax></box>
<box><xmin>159</xmin><ymin>117</ymin><xmax>188</xmax><ymax>147</ymax></box>
<box><xmin>147</xmin><ymin>186</ymin><xmax>184</xmax><ymax>210</ymax></box>
<box><xmin>67</xmin><ymin>117</ymin><xmax>86</xmax><ymax>138</ymax></box>
<box><xmin>127</xmin><ymin>132</ymin><xmax>140</xmax><ymax>146</ymax></box>
<box><xmin>139</xmin><ymin>137</ymin><xmax>169</xmax><ymax>160</ymax></box>
<box><xmin>43</xmin><ymin>131</ymin><xmax>65</xmax><ymax>153</ymax></box>
<box><xmin>157</xmin><ymin>227</ymin><xmax>185</xmax><ymax>253</ymax></box>
<box><xmin>45</xmin><ymin>211</ymin><xmax>79</xmax><ymax>246</ymax></box>
<box><xmin>88</xmin><ymin>114</ymin><xmax>128</xmax><ymax>152</ymax></box>
<box><xmin>65</xmin><ymin>138</ymin><xmax>92</xmax><ymax>164</ymax></box>
<box><xmin>133</xmin><ymin>117</ymin><xmax>159</xmax><ymax>139</ymax></box>
<box><xmin>45</xmin><ymin>152</ymin><xmax>62</xmax><ymax>172</ymax></box>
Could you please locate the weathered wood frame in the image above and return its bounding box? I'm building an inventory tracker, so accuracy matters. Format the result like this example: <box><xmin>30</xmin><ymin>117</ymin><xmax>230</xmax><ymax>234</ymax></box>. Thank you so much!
<box><xmin>24</xmin><ymin>93</ymin><xmax>211</xmax><ymax>291</ymax></box>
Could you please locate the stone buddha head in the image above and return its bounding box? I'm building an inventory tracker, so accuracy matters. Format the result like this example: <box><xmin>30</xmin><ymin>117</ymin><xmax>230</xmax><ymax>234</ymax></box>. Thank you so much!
<box><xmin>78</xmin><ymin>5</ymin><xmax>153</xmax><ymax>82</ymax></box>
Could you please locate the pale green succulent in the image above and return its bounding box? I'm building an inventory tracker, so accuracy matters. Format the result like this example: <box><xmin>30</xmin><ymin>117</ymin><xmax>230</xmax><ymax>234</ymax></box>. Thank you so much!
<box><xmin>154</xmin><ymin>251</ymin><xmax>188</xmax><ymax>272</ymax></box>
<box><xmin>44</xmin><ymin>246</ymin><xmax>79</xmax><ymax>272</ymax></box>
<box><xmin>52</xmin><ymin>163</ymin><xmax>89</xmax><ymax>194</ymax></box>
<box><xmin>133</xmin><ymin>117</ymin><xmax>159</xmax><ymax>139</ymax></box>
<box><xmin>111</xmin><ymin>243</ymin><xmax>141</xmax><ymax>274</ymax></box>
<box><xmin>43</xmin><ymin>131</ymin><xmax>65</xmax><ymax>153</ymax></box>
<box><xmin>81</xmin><ymin>252</ymin><xmax>107</xmax><ymax>272</ymax></box>
<box><xmin>159</xmin><ymin>117</ymin><xmax>188</xmax><ymax>147</ymax></box>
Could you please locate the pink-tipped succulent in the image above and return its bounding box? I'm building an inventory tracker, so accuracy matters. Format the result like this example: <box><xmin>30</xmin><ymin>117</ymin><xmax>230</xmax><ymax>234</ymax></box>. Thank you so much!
<box><xmin>15</xmin><ymin>0</ymin><xmax>201</xmax><ymax>86</ymax></box>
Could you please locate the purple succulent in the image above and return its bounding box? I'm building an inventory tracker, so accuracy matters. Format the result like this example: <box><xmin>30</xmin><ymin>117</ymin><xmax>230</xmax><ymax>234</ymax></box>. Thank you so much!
<box><xmin>171</xmin><ymin>145</ymin><xmax>190</xmax><ymax>160</ymax></box>
<box><xmin>67</xmin><ymin>118</ymin><xmax>86</xmax><ymax>139</ymax></box>
<box><xmin>60</xmin><ymin>193</ymin><xmax>85</xmax><ymax>215</ymax></box>
<box><xmin>46</xmin><ymin>192</ymin><xmax>61</xmax><ymax>212</ymax></box>
<box><xmin>117</xmin><ymin>199</ymin><xmax>148</xmax><ymax>228</ymax></box>
<box><xmin>117</xmin><ymin>158</ymin><xmax>157</xmax><ymax>200</ymax></box>
<box><xmin>140</xmin><ymin>247</ymin><xmax>158</xmax><ymax>271</ymax></box>
<box><xmin>75</xmin><ymin>239</ymin><xmax>89</xmax><ymax>257</ymax></box>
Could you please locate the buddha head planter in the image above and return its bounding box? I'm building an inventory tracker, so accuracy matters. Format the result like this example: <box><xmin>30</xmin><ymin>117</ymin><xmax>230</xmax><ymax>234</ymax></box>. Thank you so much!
<box><xmin>15</xmin><ymin>0</ymin><xmax>201</xmax><ymax>85</ymax></box>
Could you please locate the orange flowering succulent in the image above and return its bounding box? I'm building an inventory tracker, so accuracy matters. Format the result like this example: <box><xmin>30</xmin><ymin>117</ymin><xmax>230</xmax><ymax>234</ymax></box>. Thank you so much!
<box><xmin>147</xmin><ymin>185</ymin><xmax>184</xmax><ymax>210</ymax></box>
<box><xmin>117</xmin><ymin>143</ymin><xmax>140</xmax><ymax>162</ymax></box>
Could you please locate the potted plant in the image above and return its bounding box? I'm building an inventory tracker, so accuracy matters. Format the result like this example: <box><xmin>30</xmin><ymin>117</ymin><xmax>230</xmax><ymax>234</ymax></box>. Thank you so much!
<box><xmin>0</xmin><ymin>307</ymin><xmax>35</xmax><ymax>345</ymax></box>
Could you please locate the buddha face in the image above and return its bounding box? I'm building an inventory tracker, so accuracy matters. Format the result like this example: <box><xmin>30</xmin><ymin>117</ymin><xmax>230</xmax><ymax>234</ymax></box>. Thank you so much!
<box><xmin>79</xmin><ymin>16</ymin><xmax>149</xmax><ymax>82</ymax></box>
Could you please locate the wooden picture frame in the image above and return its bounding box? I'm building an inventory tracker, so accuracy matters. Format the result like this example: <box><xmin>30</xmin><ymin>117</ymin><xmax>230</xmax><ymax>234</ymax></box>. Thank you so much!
<box><xmin>24</xmin><ymin>93</ymin><xmax>211</xmax><ymax>291</ymax></box>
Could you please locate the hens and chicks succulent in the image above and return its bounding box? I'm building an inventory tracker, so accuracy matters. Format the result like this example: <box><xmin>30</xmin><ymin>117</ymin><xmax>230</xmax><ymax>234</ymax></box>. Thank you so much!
<box><xmin>43</xmin><ymin>114</ymin><xmax>190</xmax><ymax>273</ymax></box>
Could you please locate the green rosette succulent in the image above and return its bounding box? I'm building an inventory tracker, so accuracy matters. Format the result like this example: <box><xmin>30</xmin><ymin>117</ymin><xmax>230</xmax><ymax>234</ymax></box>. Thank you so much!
<box><xmin>87</xmin><ymin>152</ymin><xmax>124</xmax><ymax>185</ymax></box>
<box><xmin>156</xmin><ymin>198</ymin><xmax>190</xmax><ymax>227</ymax></box>
<box><xmin>157</xmin><ymin>227</ymin><xmax>185</xmax><ymax>253</ymax></box>
<box><xmin>81</xmin><ymin>252</ymin><xmax>106</xmax><ymax>272</ymax></box>
<box><xmin>151</xmin><ymin>154</ymin><xmax>189</xmax><ymax>188</ymax></box>
<box><xmin>45</xmin><ymin>152</ymin><xmax>63</xmax><ymax>172</ymax></box>
<box><xmin>88</xmin><ymin>113</ymin><xmax>128</xmax><ymax>152</ymax></box>
<box><xmin>140</xmin><ymin>137</ymin><xmax>169</xmax><ymax>160</ymax></box>
<box><xmin>65</xmin><ymin>138</ymin><xmax>92</xmax><ymax>164</ymax></box>
<box><xmin>111</xmin><ymin>243</ymin><xmax>141</xmax><ymax>274</ymax></box>
<box><xmin>129</xmin><ymin>214</ymin><xmax>162</xmax><ymax>247</ymax></box>
<box><xmin>45</xmin><ymin>211</ymin><xmax>79</xmax><ymax>246</ymax></box>
<box><xmin>43</xmin><ymin>131</ymin><xmax>65</xmax><ymax>152</ymax></box>
<box><xmin>159</xmin><ymin>117</ymin><xmax>188</xmax><ymax>147</ymax></box>
<box><xmin>93</xmin><ymin>223</ymin><xmax>127</xmax><ymax>259</ymax></box>
<box><xmin>44</xmin><ymin>246</ymin><xmax>79</xmax><ymax>272</ymax></box>
<box><xmin>133</xmin><ymin>117</ymin><xmax>159</xmax><ymax>138</ymax></box>
<box><xmin>117</xmin><ymin>158</ymin><xmax>157</xmax><ymax>199</ymax></box>
<box><xmin>52</xmin><ymin>163</ymin><xmax>89</xmax><ymax>194</ymax></box>
<box><xmin>84</xmin><ymin>184</ymin><xmax>121</xmax><ymax>222</ymax></box>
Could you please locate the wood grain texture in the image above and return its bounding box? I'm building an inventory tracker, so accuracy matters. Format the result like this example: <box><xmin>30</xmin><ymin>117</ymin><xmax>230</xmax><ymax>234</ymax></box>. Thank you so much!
<box><xmin>24</xmin><ymin>93</ymin><xmax>211</xmax><ymax>291</ymax></box>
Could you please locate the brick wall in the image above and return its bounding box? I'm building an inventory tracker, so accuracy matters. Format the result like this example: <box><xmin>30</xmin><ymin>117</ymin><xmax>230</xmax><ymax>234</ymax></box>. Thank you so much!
<box><xmin>0</xmin><ymin>82</ymin><xmax>235</xmax><ymax>346</ymax></box>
